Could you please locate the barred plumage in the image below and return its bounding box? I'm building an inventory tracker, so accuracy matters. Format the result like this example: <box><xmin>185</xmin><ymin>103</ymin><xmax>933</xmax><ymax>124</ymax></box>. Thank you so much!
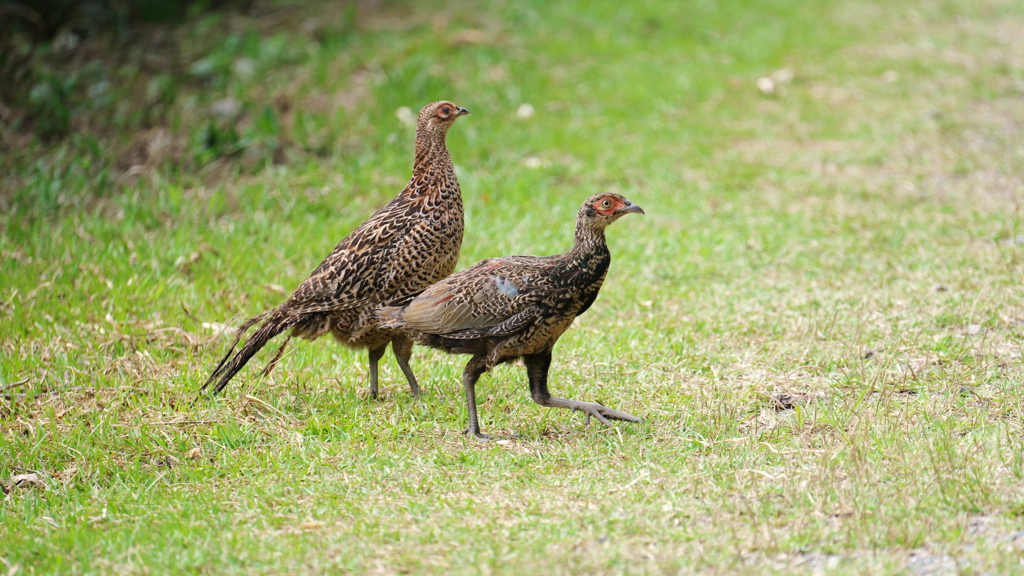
<box><xmin>201</xmin><ymin>101</ymin><xmax>470</xmax><ymax>398</ymax></box>
<box><xmin>379</xmin><ymin>193</ymin><xmax>644</xmax><ymax>438</ymax></box>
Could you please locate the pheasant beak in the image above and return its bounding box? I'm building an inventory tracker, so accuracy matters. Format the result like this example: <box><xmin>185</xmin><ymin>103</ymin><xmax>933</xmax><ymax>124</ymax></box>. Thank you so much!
<box><xmin>616</xmin><ymin>201</ymin><xmax>645</xmax><ymax>215</ymax></box>
<box><xmin>456</xmin><ymin>107</ymin><xmax>471</xmax><ymax>116</ymax></box>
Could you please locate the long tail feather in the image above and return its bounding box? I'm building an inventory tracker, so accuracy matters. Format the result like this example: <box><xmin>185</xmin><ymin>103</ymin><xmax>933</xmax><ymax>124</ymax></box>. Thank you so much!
<box><xmin>260</xmin><ymin>334</ymin><xmax>293</xmax><ymax>377</ymax></box>
<box><xmin>202</xmin><ymin>312</ymin><xmax>270</xmax><ymax>385</ymax></box>
<box><xmin>199</xmin><ymin>309</ymin><xmax>298</xmax><ymax>396</ymax></box>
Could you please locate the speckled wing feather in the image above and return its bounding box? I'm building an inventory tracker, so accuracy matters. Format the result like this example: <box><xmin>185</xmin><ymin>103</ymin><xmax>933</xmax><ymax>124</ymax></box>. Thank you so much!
<box><xmin>283</xmin><ymin>198</ymin><xmax>410</xmax><ymax>314</ymax></box>
<box><xmin>398</xmin><ymin>255</ymin><xmax>561</xmax><ymax>337</ymax></box>
<box><xmin>442</xmin><ymin>307</ymin><xmax>542</xmax><ymax>340</ymax></box>
<box><xmin>284</xmin><ymin>181</ymin><xmax>463</xmax><ymax>315</ymax></box>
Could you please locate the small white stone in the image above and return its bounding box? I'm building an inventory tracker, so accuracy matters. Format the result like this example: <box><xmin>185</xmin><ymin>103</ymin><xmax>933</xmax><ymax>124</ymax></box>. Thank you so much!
<box><xmin>202</xmin><ymin>321</ymin><xmax>235</xmax><ymax>335</ymax></box>
<box><xmin>210</xmin><ymin>97</ymin><xmax>242</xmax><ymax>118</ymax></box>
<box><xmin>756</xmin><ymin>77</ymin><xmax>775</xmax><ymax>94</ymax></box>
<box><xmin>395</xmin><ymin>106</ymin><xmax>416</xmax><ymax>128</ymax></box>
<box><xmin>232</xmin><ymin>57</ymin><xmax>257</xmax><ymax>80</ymax></box>
<box><xmin>771</xmin><ymin>68</ymin><xmax>794</xmax><ymax>84</ymax></box>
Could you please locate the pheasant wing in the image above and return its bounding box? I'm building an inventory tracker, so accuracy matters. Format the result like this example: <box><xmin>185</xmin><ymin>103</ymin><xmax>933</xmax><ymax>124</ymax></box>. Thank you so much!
<box><xmin>282</xmin><ymin>197</ymin><xmax>422</xmax><ymax>314</ymax></box>
<box><xmin>440</xmin><ymin>306</ymin><xmax>541</xmax><ymax>339</ymax></box>
<box><xmin>399</xmin><ymin>257</ymin><xmax>545</xmax><ymax>336</ymax></box>
<box><xmin>371</xmin><ymin>216</ymin><xmax>462</xmax><ymax>305</ymax></box>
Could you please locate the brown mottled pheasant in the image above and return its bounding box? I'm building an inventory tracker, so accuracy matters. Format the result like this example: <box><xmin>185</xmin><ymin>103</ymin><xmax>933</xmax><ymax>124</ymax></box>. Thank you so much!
<box><xmin>201</xmin><ymin>101</ymin><xmax>470</xmax><ymax>398</ymax></box>
<box><xmin>379</xmin><ymin>193</ymin><xmax>644</xmax><ymax>438</ymax></box>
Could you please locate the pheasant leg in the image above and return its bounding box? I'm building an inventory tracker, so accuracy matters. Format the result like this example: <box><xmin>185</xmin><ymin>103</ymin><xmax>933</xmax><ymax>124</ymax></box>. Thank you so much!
<box><xmin>391</xmin><ymin>336</ymin><xmax>421</xmax><ymax>397</ymax></box>
<box><xmin>367</xmin><ymin>346</ymin><xmax>386</xmax><ymax>399</ymax></box>
<box><xmin>524</xmin><ymin>352</ymin><xmax>640</xmax><ymax>427</ymax></box>
<box><xmin>461</xmin><ymin>356</ymin><xmax>492</xmax><ymax>440</ymax></box>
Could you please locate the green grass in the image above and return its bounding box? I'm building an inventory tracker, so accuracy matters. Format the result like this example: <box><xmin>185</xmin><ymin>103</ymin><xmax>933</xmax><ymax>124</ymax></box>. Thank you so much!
<box><xmin>3</xmin><ymin>0</ymin><xmax>1024</xmax><ymax>573</ymax></box>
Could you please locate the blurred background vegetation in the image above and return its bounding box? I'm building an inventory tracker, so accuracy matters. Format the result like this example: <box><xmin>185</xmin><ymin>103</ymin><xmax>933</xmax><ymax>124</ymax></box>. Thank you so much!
<box><xmin>1</xmin><ymin>0</ymin><xmax>299</xmax><ymax>190</ymax></box>
<box><xmin>1</xmin><ymin>0</ymin><xmax>255</xmax><ymax>120</ymax></box>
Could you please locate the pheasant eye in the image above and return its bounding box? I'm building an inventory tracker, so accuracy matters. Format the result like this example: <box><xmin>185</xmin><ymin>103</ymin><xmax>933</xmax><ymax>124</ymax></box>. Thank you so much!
<box><xmin>441</xmin><ymin>106</ymin><xmax>451</xmax><ymax>115</ymax></box>
<box><xmin>600</xmin><ymin>199</ymin><xmax>612</xmax><ymax>208</ymax></box>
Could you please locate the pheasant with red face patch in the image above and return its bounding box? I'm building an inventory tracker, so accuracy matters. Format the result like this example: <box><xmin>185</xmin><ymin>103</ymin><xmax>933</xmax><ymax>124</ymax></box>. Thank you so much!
<box><xmin>379</xmin><ymin>193</ymin><xmax>644</xmax><ymax>438</ymax></box>
<box><xmin>201</xmin><ymin>101</ymin><xmax>470</xmax><ymax>398</ymax></box>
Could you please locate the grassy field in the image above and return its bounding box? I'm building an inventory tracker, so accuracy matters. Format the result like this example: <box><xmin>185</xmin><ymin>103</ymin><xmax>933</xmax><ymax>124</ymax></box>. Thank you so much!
<box><xmin>3</xmin><ymin>0</ymin><xmax>1024</xmax><ymax>573</ymax></box>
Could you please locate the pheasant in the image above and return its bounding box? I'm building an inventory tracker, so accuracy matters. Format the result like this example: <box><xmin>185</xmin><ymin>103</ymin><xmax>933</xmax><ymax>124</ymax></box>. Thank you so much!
<box><xmin>200</xmin><ymin>101</ymin><xmax>470</xmax><ymax>398</ymax></box>
<box><xmin>379</xmin><ymin>192</ymin><xmax>644</xmax><ymax>438</ymax></box>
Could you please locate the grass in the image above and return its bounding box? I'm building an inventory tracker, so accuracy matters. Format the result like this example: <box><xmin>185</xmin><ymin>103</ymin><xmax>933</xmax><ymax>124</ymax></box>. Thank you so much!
<box><xmin>2</xmin><ymin>0</ymin><xmax>1024</xmax><ymax>573</ymax></box>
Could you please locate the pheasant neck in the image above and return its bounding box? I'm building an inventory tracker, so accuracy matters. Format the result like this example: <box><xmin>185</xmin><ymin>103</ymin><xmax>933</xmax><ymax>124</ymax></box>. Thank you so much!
<box><xmin>412</xmin><ymin>131</ymin><xmax>452</xmax><ymax>175</ymax></box>
<box><xmin>570</xmin><ymin>225</ymin><xmax>609</xmax><ymax>260</ymax></box>
<box><xmin>562</xmin><ymin>225</ymin><xmax>611</xmax><ymax>311</ymax></box>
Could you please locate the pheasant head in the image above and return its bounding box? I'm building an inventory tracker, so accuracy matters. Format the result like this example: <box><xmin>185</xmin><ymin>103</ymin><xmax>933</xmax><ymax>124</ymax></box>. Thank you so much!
<box><xmin>417</xmin><ymin>101</ymin><xmax>470</xmax><ymax>139</ymax></box>
<box><xmin>413</xmin><ymin>100</ymin><xmax>470</xmax><ymax>169</ymax></box>
<box><xmin>578</xmin><ymin>193</ymin><xmax>645</xmax><ymax>231</ymax></box>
